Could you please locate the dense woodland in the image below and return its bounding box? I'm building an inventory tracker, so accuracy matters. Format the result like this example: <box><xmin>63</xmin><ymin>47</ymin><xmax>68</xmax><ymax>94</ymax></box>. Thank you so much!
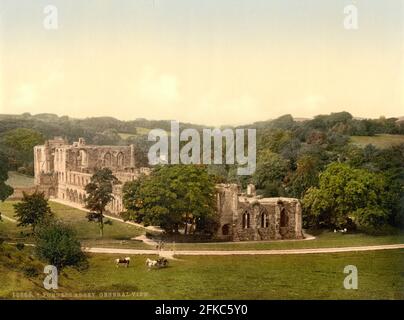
<box><xmin>0</xmin><ymin>112</ymin><xmax>403</xmax><ymax>233</ymax></box>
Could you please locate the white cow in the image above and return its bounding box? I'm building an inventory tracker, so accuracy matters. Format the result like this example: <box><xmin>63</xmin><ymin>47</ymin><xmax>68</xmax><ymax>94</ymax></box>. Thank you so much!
<box><xmin>115</xmin><ymin>257</ymin><xmax>131</xmax><ymax>267</ymax></box>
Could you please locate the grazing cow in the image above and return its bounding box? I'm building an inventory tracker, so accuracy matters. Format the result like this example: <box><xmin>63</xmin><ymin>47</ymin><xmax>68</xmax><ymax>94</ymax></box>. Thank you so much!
<box><xmin>115</xmin><ymin>257</ymin><xmax>131</xmax><ymax>268</ymax></box>
<box><xmin>145</xmin><ymin>258</ymin><xmax>158</xmax><ymax>269</ymax></box>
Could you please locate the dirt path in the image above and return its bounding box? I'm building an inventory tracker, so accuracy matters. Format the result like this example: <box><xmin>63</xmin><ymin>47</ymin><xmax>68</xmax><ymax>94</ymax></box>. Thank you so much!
<box><xmin>49</xmin><ymin>198</ymin><xmax>163</xmax><ymax>233</ymax></box>
<box><xmin>1</xmin><ymin>214</ymin><xmax>17</xmax><ymax>223</ymax></box>
<box><xmin>83</xmin><ymin>243</ymin><xmax>404</xmax><ymax>257</ymax></box>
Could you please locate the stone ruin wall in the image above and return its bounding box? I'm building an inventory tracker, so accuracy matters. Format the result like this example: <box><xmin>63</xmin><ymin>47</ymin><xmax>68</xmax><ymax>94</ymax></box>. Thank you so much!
<box><xmin>34</xmin><ymin>138</ymin><xmax>303</xmax><ymax>242</ymax></box>
<box><xmin>216</xmin><ymin>184</ymin><xmax>303</xmax><ymax>241</ymax></box>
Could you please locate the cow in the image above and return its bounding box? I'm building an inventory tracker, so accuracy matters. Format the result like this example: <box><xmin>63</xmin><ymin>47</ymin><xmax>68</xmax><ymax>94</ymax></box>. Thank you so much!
<box><xmin>145</xmin><ymin>258</ymin><xmax>158</xmax><ymax>269</ymax></box>
<box><xmin>115</xmin><ymin>257</ymin><xmax>131</xmax><ymax>268</ymax></box>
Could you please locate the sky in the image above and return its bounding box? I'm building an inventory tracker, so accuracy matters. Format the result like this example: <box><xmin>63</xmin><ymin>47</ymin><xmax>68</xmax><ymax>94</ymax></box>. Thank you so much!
<box><xmin>0</xmin><ymin>0</ymin><xmax>403</xmax><ymax>126</ymax></box>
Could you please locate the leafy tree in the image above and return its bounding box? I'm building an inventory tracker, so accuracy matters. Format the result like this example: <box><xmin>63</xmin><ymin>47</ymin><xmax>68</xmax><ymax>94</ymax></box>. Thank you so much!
<box><xmin>288</xmin><ymin>154</ymin><xmax>321</xmax><ymax>198</ymax></box>
<box><xmin>303</xmin><ymin>163</ymin><xmax>391</xmax><ymax>230</ymax></box>
<box><xmin>84</xmin><ymin>168</ymin><xmax>118</xmax><ymax>237</ymax></box>
<box><xmin>122</xmin><ymin>165</ymin><xmax>217</xmax><ymax>234</ymax></box>
<box><xmin>14</xmin><ymin>191</ymin><xmax>53</xmax><ymax>232</ymax></box>
<box><xmin>258</xmin><ymin>128</ymin><xmax>293</xmax><ymax>153</ymax></box>
<box><xmin>122</xmin><ymin>177</ymin><xmax>146</xmax><ymax>223</ymax></box>
<box><xmin>0</xmin><ymin>151</ymin><xmax>14</xmax><ymax>220</ymax></box>
<box><xmin>253</xmin><ymin>150</ymin><xmax>288</xmax><ymax>195</ymax></box>
<box><xmin>35</xmin><ymin>220</ymin><xmax>87</xmax><ymax>269</ymax></box>
<box><xmin>0</xmin><ymin>128</ymin><xmax>44</xmax><ymax>173</ymax></box>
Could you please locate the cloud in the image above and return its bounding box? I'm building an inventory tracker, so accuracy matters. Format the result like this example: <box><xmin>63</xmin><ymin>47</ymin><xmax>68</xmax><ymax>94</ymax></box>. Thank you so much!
<box><xmin>188</xmin><ymin>93</ymin><xmax>262</xmax><ymax>126</ymax></box>
<box><xmin>12</xmin><ymin>83</ymin><xmax>38</xmax><ymax>107</ymax></box>
<box><xmin>303</xmin><ymin>95</ymin><xmax>326</xmax><ymax>113</ymax></box>
<box><xmin>137</xmin><ymin>66</ymin><xmax>180</xmax><ymax>105</ymax></box>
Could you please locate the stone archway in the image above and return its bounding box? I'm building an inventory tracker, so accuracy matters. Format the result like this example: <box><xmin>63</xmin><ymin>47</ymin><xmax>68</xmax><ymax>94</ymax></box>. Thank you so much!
<box><xmin>222</xmin><ymin>224</ymin><xmax>230</xmax><ymax>236</ymax></box>
<box><xmin>279</xmin><ymin>205</ymin><xmax>289</xmax><ymax>237</ymax></box>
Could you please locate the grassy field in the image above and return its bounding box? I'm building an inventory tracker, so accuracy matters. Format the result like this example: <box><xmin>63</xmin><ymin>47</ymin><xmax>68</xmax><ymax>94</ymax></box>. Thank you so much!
<box><xmin>1</xmin><ymin>244</ymin><xmax>403</xmax><ymax>299</ymax></box>
<box><xmin>0</xmin><ymin>200</ymin><xmax>146</xmax><ymax>247</ymax></box>
<box><xmin>6</xmin><ymin>172</ymin><xmax>34</xmax><ymax>188</ymax></box>
<box><xmin>165</xmin><ymin>231</ymin><xmax>404</xmax><ymax>251</ymax></box>
<box><xmin>118</xmin><ymin>127</ymin><xmax>151</xmax><ymax>140</ymax></box>
<box><xmin>2</xmin><ymin>199</ymin><xmax>403</xmax><ymax>250</ymax></box>
<box><xmin>351</xmin><ymin>134</ymin><xmax>404</xmax><ymax>149</ymax></box>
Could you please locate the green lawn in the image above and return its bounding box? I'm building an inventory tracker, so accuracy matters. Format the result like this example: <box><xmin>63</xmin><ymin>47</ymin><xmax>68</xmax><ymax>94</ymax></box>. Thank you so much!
<box><xmin>165</xmin><ymin>231</ymin><xmax>404</xmax><ymax>251</ymax></box>
<box><xmin>3</xmin><ymin>197</ymin><xmax>402</xmax><ymax>250</ymax></box>
<box><xmin>6</xmin><ymin>171</ymin><xmax>35</xmax><ymax>188</ymax></box>
<box><xmin>0</xmin><ymin>200</ymin><xmax>145</xmax><ymax>246</ymax></box>
<box><xmin>351</xmin><ymin>134</ymin><xmax>404</xmax><ymax>149</ymax></box>
<box><xmin>2</xmin><ymin>246</ymin><xmax>403</xmax><ymax>299</ymax></box>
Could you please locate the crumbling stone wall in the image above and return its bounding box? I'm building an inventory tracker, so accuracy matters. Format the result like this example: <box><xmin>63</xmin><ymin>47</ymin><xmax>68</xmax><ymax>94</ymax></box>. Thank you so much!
<box><xmin>216</xmin><ymin>184</ymin><xmax>303</xmax><ymax>241</ymax></box>
<box><xmin>34</xmin><ymin>137</ymin><xmax>146</xmax><ymax>215</ymax></box>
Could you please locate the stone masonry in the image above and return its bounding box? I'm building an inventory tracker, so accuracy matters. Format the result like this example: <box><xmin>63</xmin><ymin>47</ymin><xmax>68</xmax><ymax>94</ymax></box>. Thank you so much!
<box><xmin>34</xmin><ymin>137</ymin><xmax>303</xmax><ymax>241</ymax></box>
<box><xmin>216</xmin><ymin>184</ymin><xmax>303</xmax><ymax>240</ymax></box>
<box><xmin>34</xmin><ymin>137</ymin><xmax>150</xmax><ymax>214</ymax></box>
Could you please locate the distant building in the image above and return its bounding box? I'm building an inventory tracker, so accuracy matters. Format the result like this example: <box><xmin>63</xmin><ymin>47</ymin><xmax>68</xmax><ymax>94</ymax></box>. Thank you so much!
<box><xmin>34</xmin><ymin>138</ymin><xmax>303</xmax><ymax>241</ymax></box>
<box><xmin>34</xmin><ymin>137</ymin><xmax>150</xmax><ymax>214</ymax></box>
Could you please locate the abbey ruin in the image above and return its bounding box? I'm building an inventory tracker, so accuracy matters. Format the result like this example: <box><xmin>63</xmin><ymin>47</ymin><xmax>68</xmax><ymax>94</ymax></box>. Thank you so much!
<box><xmin>34</xmin><ymin>138</ymin><xmax>303</xmax><ymax>241</ymax></box>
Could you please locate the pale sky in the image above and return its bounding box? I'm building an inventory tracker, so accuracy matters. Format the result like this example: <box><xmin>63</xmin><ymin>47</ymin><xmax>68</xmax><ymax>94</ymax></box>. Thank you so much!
<box><xmin>0</xmin><ymin>0</ymin><xmax>403</xmax><ymax>126</ymax></box>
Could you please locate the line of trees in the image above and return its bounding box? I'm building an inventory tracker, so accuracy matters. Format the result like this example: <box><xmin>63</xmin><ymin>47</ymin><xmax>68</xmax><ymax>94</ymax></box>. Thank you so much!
<box><xmin>122</xmin><ymin>165</ymin><xmax>217</xmax><ymax>235</ymax></box>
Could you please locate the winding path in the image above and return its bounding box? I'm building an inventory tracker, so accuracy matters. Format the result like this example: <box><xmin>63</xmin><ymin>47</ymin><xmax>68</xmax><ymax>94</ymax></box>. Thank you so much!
<box><xmin>6</xmin><ymin>199</ymin><xmax>403</xmax><ymax>257</ymax></box>
<box><xmin>0</xmin><ymin>214</ymin><xmax>17</xmax><ymax>223</ymax></box>
<box><xmin>83</xmin><ymin>243</ymin><xmax>404</xmax><ymax>258</ymax></box>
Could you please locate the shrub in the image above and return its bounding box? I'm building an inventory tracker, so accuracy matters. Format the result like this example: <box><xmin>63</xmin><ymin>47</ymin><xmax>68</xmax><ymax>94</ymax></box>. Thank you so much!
<box><xmin>16</xmin><ymin>242</ymin><xmax>25</xmax><ymax>251</ymax></box>
<box><xmin>17</xmin><ymin>167</ymin><xmax>27</xmax><ymax>175</ymax></box>
<box><xmin>35</xmin><ymin>220</ymin><xmax>87</xmax><ymax>269</ymax></box>
<box><xmin>23</xmin><ymin>265</ymin><xmax>40</xmax><ymax>277</ymax></box>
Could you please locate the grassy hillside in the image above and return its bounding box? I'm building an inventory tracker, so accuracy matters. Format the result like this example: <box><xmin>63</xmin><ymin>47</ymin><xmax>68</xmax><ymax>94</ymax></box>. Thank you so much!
<box><xmin>0</xmin><ymin>244</ymin><xmax>47</xmax><ymax>298</ymax></box>
<box><xmin>1</xmin><ymin>248</ymin><xmax>403</xmax><ymax>299</ymax></box>
<box><xmin>0</xmin><ymin>200</ymin><xmax>147</xmax><ymax>248</ymax></box>
<box><xmin>351</xmin><ymin>134</ymin><xmax>404</xmax><ymax>148</ymax></box>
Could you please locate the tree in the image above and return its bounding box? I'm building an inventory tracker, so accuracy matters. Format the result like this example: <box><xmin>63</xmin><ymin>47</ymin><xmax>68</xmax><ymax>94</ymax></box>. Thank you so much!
<box><xmin>35</xmin><ymin>220</ymin><xmax>87</xmax><ymax>269</ymax></box>
<box><xmin>122</xmin><ymin>177</ymin><xmax>146</xmax><ymax>223</ymax></box>
<box><xmin>253</xmin><ymin>150</ymin><xmax>288</xmax><ymax>196</ymax></box>
<box><xmin>14</xmin><ymin>191</ymin><xmax>53</xmax><ymax>232</ymax></box>
<box><xmin>288</xmin><ymin>154</ymin><xmax>321</xmax><ymax>198</ymax></box>
<box><xmin>84</xmin><ymin>168</ymin><xmax>118</xmax><ymax>237</ymax></box>
<box><xmin>302</xmin><ymin>163</ymin><xmax>391</xmax><ymax>230</ymax></box>
<box><xmin>122</xmin><ymin>165</ymin><xmax>217</xmax><ymax>234</ymax></box>
<box><xmin>0</xmin><ymin>151</ymin><xmax>14</xmax><ymax>220</ymax></box>
<box><xmin>0</xmin><ymin>128</ymin><xmax>44</xmax><ymax>173</ymax></box>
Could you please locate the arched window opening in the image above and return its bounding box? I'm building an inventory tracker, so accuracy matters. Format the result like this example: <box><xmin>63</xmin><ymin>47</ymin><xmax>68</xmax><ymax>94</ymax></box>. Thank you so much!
<box><xmin>280</xmin><ymin>208</ymin><xmax>288</xmax><ymax>228</ymax></box>
<box><xmin>261</xmin><ymin>212</ymin><xmax>269</xmax><ymax>228</ymax></box>
<box><xmin>117</xmin><ymin>152</ymin><xmax>124</xmax><ymax>167</ymax></box>
<box><xmin>242</xmin><ymin>212</ymin><xmax>250</xmax><ymax>229</ymax></box>
<box><xmin>104</xmin><ymin>153</ymin><xmax>112</xmax><ymax>167</ymax></box>
<box><xmin>79</xmin><ymin>150</ymin><xmax>88</xmax><ymax>167</ymax></box>
<box><xmin>222</xmin><ymin>224</ymin><xmax>230</xmax><ymax>235</ymax></box>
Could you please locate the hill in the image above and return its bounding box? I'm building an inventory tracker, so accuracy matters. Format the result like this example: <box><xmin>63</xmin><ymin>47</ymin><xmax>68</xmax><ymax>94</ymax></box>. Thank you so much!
<box><xmin>0</xmin><ymin>243</ymin><xmax>47</xmax><ymax>298</ymax></box>
<box><xmin>350</xmin><ymin>134</ymin><xmax>404</xmax><ymax>149</ymax></box>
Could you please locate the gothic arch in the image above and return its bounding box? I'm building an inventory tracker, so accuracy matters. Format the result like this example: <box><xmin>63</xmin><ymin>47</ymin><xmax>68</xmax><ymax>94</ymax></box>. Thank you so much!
<box><xmin>260</xmin><ymin>209</ymin><xmax>269</xmax><ymax>228</ymax></box>
<box><xmin>79</xmin><ymin>149</ymin><xmax>88</xmax><ymax>167</ymax></box>
<box><xmin>104</xmin><ymin>152</ymin><xmax>112</xmax><ymax>167</ymax></box>
<box><xmin>117</xmin><ymin>152</ymin><xmax>124</xmax><ymax>167</ymax></box>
